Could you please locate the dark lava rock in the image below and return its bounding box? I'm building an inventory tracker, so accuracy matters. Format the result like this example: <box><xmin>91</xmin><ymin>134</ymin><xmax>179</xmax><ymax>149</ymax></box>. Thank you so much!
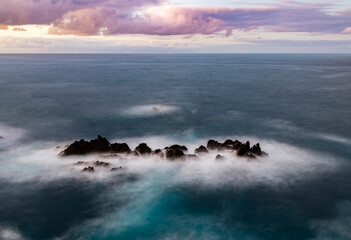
<box><xmin>245</xmin><ymin>141</ymin><xmax>250</xmax><ymax>151</ymax></box>
<box><xmin>111</xmin><ymin>143</ymin><xmax>131</xmax><ymax>153</ymax></box>
<box><xmin>207</xmin><ymin>140</ymin><xmax>224</xmax><ymax>151</ymax></box>
<box><xmin>207</xmin><ymin>139</ymin><xmax>243</xmax><ymax>151</ymax></box>
<box><xmin>166</xmin><ymin>149</ymin><xmax>185</xmax><ymax>160</ymax></box>
<box><xmin>62</xmin><ymin>135</ymin><xmax>110</xmax><ymax>156</ymax></box>
<box><xmin>237</xmin><ymin>144</ymin><xmax>248</xmax><ymax>157</ymax></box>
<box><xmin>195</xmin><ymin>145</ymin><xmax>208</xmax><ymax>153</ymax></box>
<box><xmin>215</xmin><ymin>154</ymin><xmax>225</xmax><ymax>160</ymax></box>
<box><xmin>82</xmin><ymin>166</ymin><xmax>94</xmax><ymax>172</ymax></box>
<box><xmin>249</xmin><ymin>143</ymin><xmax>268</xmax><ymax>156</ymax></box>
<box><xmin>134</xmin><ymin>143</ymin><xmax>152</xmax><ymax>155</ymax></box>
<box><xmin>223</xmin><ymin>139</ymin><xmax>242</xmax><ymax>150</ymax></box>
<box><xmin>111</xmin><ymin>167</ymin><xmax>123</xmax><ymax>171</ymax></box>
<box><xmin>93</xmin><ymin>161</ymin><xmax>110</xmax><ymax>167</ymax></box>
<box><xmin>153</xmin><ymin>149</ymin><xmax>165</xmax><ymax>158</ymax></box>
<box><xmin>74</xmin><ymin>161</ymin><xmax>89</xmax><ymax>166</ymax></box>
<box><xmin>154</xmin><ymin>149</ymin><xmax>162</xmax><ymax>154</ymax></box>
<box><xmin>165</xmin><ymin>144</ymin><xmax>188</xmax><ymax>152</ymax></box>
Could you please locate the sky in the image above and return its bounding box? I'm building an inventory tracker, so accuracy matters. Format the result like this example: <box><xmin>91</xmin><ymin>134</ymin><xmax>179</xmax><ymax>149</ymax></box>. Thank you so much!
<box><xmin>0</xmin><ymin>0</ymin><xmax>351</xmax><ymax>53</ymax></box>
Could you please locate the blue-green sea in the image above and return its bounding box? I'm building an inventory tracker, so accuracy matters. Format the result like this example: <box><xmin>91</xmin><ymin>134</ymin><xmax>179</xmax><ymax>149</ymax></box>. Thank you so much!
<box><xmin>0</xmin><ymin>54</ymin><xmax>351</xmax><ymax>240</ymax></box>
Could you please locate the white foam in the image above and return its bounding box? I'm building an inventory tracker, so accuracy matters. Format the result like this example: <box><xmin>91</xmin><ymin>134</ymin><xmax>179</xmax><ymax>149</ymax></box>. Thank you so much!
<box><xmin>121</xmin><ymin>104</ymin><xmax>180</xmax><ymax>117</ymax></box>
<box><xmin>0</xmin><ymin>227</ymin><xmax>27</xmax><ymax>240</ymax></box>
<box><xmin>0</xmin><ymin>135</ymin><xmax>341</xmax><ymax>188</ymax></box>
<box><xmin>0</xmin><ymin>123</ymin><xmax>27</xmax><ymax>151</ymax></box>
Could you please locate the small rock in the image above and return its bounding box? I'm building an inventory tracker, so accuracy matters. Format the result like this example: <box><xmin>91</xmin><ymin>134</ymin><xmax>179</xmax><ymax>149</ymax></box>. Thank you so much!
<box><xmin>165</xmin><ymin>144</ymin><xmax>188</xmax><ymax>152</ymax></box>
<box><xmin>215</xmin><ymin>154</ymin><xmax>225</xmax><ymax>160</ymax></box>
<box><xmin>207</xmin><ymin>140</ymin><xmax>223</xmax><ymax>150</ymax></box>
<box><xmin>93</xmin><ymin>161</ymin><xmax>110</xmax><ymax>167</ymax></box>
<box><xmin>74</xmin><ymin>161</ymin><xmax>89</xmax><ymax>166</ymax></box>
<box><xmin>166</xmin><ymin>149</ymin><xmax>185</xmax><ymax>160</ymax></box>
<box><xmin>82</xmin><ymin>166</ymin><xmax>94</xmax><ymax>172</ymax></box>
<box><xmin>195</xmin><ymin>145</ymin><xmax>208</xmax><ymax>153</ymax></box>
<box><xmin>111</xmin><ymin>167</ymin><xmax>123</xmax><ymax>171</ymax></box>
<box><xmin>154</xmin><ymin>149</ymin><xmax>162</xmax><ymax>154</ymax></box>
<box><xmin>135</xmin><ymin>143</ymin><xmax>152</xmax><ymax>155</ymax></box>
<box><xmin>184</xmin><ymin>154</ymin><xmax>199</xmax><ymax>160</ymax></box>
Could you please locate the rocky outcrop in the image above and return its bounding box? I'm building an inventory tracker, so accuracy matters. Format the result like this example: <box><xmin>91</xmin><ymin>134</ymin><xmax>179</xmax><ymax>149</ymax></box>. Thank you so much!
<box><xmin>195</xmin><ymin>145</ymin><xmax>208</xmax><ymax>153</ymax></box>
<box><xmin>207</xmin><ymin>139</ymin><xmax>243</xmax><ymax>151</ymax></box>
<box><xmin>183</xmin><ymin>154</ymin><xmax>199</xmax><ymax>160</ymax></box>
<box><xmin>61</xmin><ymin>136</ymin><xmax>267</xmax><ymax>161</ymax></box>
<box><xmin>61</xmin><ymin>135</ymin><xmax>131</xmax><ymax>156</ymax></box>
<box><xmin>207</xmin><ymin>139</ymin><xmax>267</xmax><ymax>158</ymax></box>
<box><xmin>62</xmin><ymin>135</ymin><xmax>110</xmax><ymax>156</ymax></box>
<box><xmin>135</xmin><ymin>143</ymin><xmax>152</xmax><ymax>155</ymax></box>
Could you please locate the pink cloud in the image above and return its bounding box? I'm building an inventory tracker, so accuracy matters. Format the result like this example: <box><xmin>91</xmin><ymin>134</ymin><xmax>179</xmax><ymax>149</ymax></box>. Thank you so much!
<box><xmin>342</xmin><ymin>27</ymin><xmax>351</xmax><ymax>34</ymax></box>
<box><xmin>0</xmin><ymin>0</ymin><xmax>350</xmax><ymax>36</ymax></box>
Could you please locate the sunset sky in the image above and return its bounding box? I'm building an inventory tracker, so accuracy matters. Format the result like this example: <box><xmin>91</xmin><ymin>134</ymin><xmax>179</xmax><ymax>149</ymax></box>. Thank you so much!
<box><xmin>1</xmin><ymin>0</ymin><xmax>351</xmax><ymax>53</ymax></box>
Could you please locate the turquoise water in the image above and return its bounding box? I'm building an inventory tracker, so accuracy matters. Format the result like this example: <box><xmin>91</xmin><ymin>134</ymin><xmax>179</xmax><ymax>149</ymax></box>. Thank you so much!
<box><xmin>0</xmin><ymin>54</ymin><xmax>351</xmax><ymax>240</ymax></box>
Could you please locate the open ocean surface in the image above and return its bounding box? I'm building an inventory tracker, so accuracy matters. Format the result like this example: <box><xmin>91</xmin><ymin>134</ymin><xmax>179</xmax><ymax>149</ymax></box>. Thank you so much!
<box><xmin>0</xmin><ymin>54</ymin><xmax>351</xmax><ymax>240</ymax></box>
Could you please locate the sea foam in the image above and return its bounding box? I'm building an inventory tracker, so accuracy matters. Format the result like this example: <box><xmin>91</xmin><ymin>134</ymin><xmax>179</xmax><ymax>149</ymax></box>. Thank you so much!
<box><xmin>121</xmin><ymin>104</ymin><xmax>180</xmax><ymax>117</ymax></box>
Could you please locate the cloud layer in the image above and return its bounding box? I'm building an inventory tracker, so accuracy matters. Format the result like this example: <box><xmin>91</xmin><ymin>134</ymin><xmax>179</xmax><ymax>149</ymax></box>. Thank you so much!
<box><xmin>0</xmin><ymin>0</ymin><xmax>350</xmax><ymax>36</ymax></box>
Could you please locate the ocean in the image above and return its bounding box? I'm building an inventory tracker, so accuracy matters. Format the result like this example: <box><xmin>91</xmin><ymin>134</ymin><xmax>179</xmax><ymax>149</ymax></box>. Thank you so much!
<box><xmin>0</xmin><ymin>54</ymin><xmax>351</xmax><ymax>240</ymax></box>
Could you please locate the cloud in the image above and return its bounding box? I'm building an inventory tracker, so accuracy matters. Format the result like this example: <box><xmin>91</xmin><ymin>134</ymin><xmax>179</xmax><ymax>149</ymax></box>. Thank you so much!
<box><xmin>342</xmin><ymin>27</ymin><xmax>351</xmax><ymax>34</ymax></box>
<box><xmin>0</xmin><ymin>25</ymin><xmax>8</xmax><ymax>30</ymax></box>
<box><xmin>0</xmin><ymin>1</ymin><xmax>350</xmax><ymax>36</ymax></box>
<box><xmin>48</xmin><ymin>5</ymin><xmax>351</xmax><ymax>36</ymax></box>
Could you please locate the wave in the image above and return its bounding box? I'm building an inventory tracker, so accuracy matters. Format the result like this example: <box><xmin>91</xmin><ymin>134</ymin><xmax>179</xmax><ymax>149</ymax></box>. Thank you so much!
<box><xmin>121</xmin><ymin>104</ymin><xmax>180</xmax><ymax>117</ymax></box>
<box><xmin>266</xmin><ymin>119</ymin><xmax>351</xmax><ymax>146</ymax></box>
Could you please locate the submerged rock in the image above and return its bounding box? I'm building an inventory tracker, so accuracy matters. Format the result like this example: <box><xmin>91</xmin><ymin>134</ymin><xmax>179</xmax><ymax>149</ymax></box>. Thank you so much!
<box><xmin>134</xmin><ymin>143</ymin><xmax>152</xmax><ymax>155</ymax></box>
<box><xmin>215</xmin><ymin>154</ymin><xmax>225</xmax><ymax>160</ymax></box>
<box><xmin>195</xmin><ymin>145</ymin><xmax>208</xmax><ymax>153</ymax></box>
<box><xmin>183</xmin><ymin>154</ymin><xmax>199</xmax><ymax>160</ymax></box>
<box><xmin>111</xmin><ymin>167</ymin><xmax>123</xmax><ymax>171</ymax></box>
<box><xmin>93</xmin><ymin>161</ymin><xmax>110</xmax><ymax>167</ymax></box>
<box><xmin>74</xmin><ymin>161</ymin><xmax>89</xmax><ymax>166</ymax></box>
<box><xmin>82</xmin><ymin>166</ymin><xmax>94</xmax><ymax>172</ymax></box>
